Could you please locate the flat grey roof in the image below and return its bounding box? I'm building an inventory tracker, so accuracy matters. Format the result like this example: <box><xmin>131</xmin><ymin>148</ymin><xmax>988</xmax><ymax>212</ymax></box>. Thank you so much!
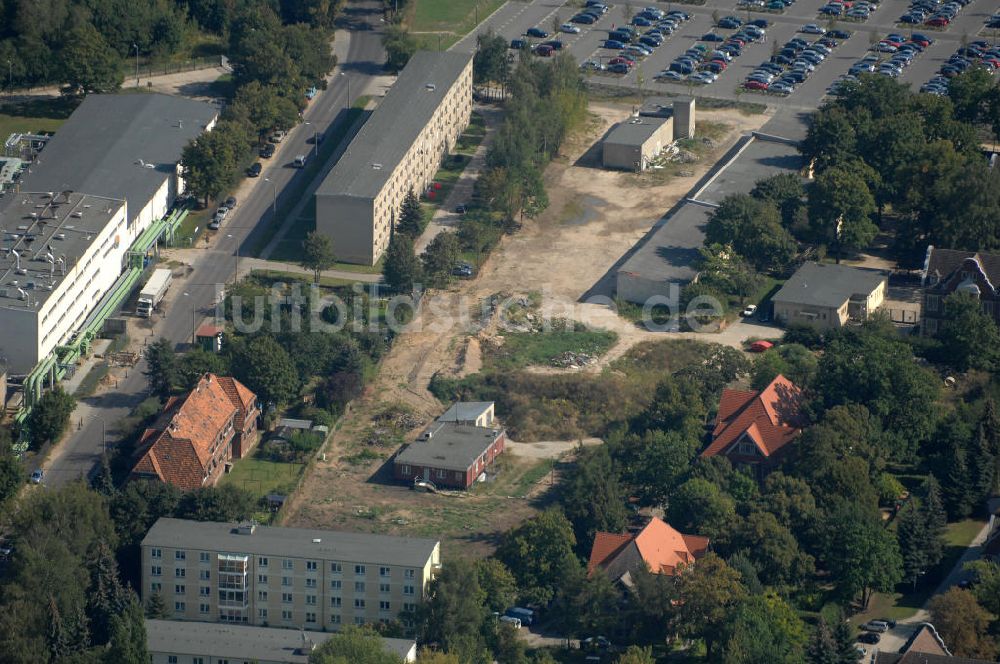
<box><xmin>317</xmin><ymin>50</ymin><xmax>471</xmax><ymax>201</ymax></box>
<box><xmin>0</xmin><ymin>191</ymin><xmax>123</xmax><ymax>307</ymax></box>
<box><xmin>14</xmin><ymin>93</ymin><xmax>217</xmax><ymax>221</ymax></box>
<box><xmin>145</xmin><ymin>620</ymin><xmax>416</xmax><ymax>663</ymax></box>
<box><xmin>142</xmin><ymin>518</ymin><xmax>438</xmax><ymax>567</ymax></box>
<box><xmin>618</xmin><ymin>203</ymin><xmax>711</xmax><ymax>284</ymax></box>
<box><xmin>438</xmin><ymin>401</ymin><xmax>493</xmax><ymax>423</ymax></box>
<box><xmin>396</xmin><ymin>422</ymin><xmax>502</xmax><ymax>472</ymax></box>
<box><xmin>605</xmin><ymin>116</ymin><xmax>669</xmax><ymax>147</ymax></box>
<box><xmin>773</xmin><ymin>261</ymin><xmax>887</xmax><ymax>308</ymax></box>
<box><xmin>696</xmin><ymin>139</ymin><xmax>805</xmax><ymax>205</ymax></box>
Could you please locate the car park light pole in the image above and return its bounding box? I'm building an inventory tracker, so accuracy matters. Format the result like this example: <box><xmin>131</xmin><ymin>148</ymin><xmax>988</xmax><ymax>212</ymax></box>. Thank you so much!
<box><xmin>263</xmin><ymin>177</ymin><xmax>277</xmax><ymax>214</ymax></box>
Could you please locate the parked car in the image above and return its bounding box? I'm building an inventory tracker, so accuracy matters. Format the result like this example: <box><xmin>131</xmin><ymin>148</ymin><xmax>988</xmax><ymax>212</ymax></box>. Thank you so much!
<box><xmin>862</xmin><ymin>621</ymin><xmax>890</xmax><ymax>633</ymax></box>
<box><xmin>534</xmin><ymin>44</ymin><xmax>555</xmax><ymax>56</ymax></box>
<box><xmin>571</xmin><ymin>13</ymin><xmax>597</xmax><ymax>24</ymax></box>
<box><xmin>305</xmin><ymin>86</ymin><xmax>318</xmax><ymax>100</ymax></box>
<box><xmin>560</xmin><ymin>23</ymin><xmax>581</xmax><ymax>33</ymax></box>
<box><xmin>269</xmin><ymin>129</ymin><xmax>287</xmax><ymax>143</ymax></box>
<box><xmin>604</xmin><ymin>39</ymin><xmax>626</xmax><ymax>49</ymax></box>
<box><xmin>452</xmin><ymin>262</ymin><xmax>474</xmax><ymax>278</ymax></box>
<box><xmin>858</xmin><ymin>632</ymin><xmax>881</xmax><ymax>644</ymax></box>
<box><xmin>498</xmin><ymin>615</ymin><xmax>521</xmax><ymax>628</ymax></box>
<box><xmin>510</xmin><ymin>38</ymin><xmax>527</xmax><ymax>49</ymax></box>
<box><xmin>801</xmin><ymin>23</ymin><xmax>826</xmax><ymax>34</ymax></box>
<box><xmin>260</xmin><ymin>143</ymin><xmax>276</xmax><ymax>158</ymax></box>
<box><xmin>526</xmin><ymin>27</ymin><xmax>548</xmax><ymax>38</ymax></box>
<box><xmin>505</xmin><ymin>607</ymin><xmax>535</xmax><ymax>626</ymax></box>
<box><xmin>608</xmin><ymin>62</ymin><xmax>630</xmax><ymax>73</ymax></box>
<box><xmin>702</xmin><ymin>32</ymin><xmax>725</xmax><ymax>42</ymax></box>
<box><xmin>247</xmin><ymin>162</ymin><xmax>262</xmax><ymax>177</ymax></box>
<box><xmin>224</xmin><ymin>195</ymin><xmax>237</xmax><ymax>209</ymax></box>
<box><xmin>30</xmin><ymin>469</ymin><xmax>43</xmax><ymax>484</ymax></box>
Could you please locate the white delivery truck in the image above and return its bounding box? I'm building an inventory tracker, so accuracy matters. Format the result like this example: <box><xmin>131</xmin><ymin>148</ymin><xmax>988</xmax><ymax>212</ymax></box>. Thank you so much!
<box><xmin>136</xmin><ymin>268</ymin><xmax>172</xmax><ymax>317</ymax></box>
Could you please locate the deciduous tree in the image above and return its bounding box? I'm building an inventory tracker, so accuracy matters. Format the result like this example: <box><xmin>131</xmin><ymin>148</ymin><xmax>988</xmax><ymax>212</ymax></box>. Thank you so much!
<box><xmin>928</xmin><ymin>588</ymin><xmax>999</xmax><ymax>660</ymax></box>
<box><xmin>28</xmin><ymin>386</ymin><xmax>75</xmax><ymax>448</ymax></box>
<box><xmin>302</xmin><ymin>231</ymin><xmax>336</xmax><ymax>283</ymax></box>
<box><xmin>496</xmin><ymin>509</ymin><xmax>579</xmax><ymax>605</ymax></box>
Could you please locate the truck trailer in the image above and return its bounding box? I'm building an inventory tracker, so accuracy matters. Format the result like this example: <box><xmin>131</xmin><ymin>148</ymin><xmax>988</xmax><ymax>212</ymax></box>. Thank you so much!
<box><xmin>136</xmin><ymin>268</ymin><xmax>172</xmax><ymax>317</ymax></box>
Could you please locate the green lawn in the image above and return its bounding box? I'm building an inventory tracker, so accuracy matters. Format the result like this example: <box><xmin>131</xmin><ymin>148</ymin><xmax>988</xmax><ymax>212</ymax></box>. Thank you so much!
<box><xmin>410</xmin><ymin>0</ymin><xmax>505</xmax><ymax>49</ymax></box>
<box><xmin>484</xmin><ymin>329</ymin><xmax>619</xmax><ymax>371</ymax></box>
<box><xmin>220</xmin><ymin>453</ymin><xmax>304</xmax><ymax>500</ymax></box>
<box><xmin>858</xmin><ymin>518</ymin><xmax>987</xmax><ymax>622</ymax></box>
<box><xmin>0</xmin><ymin>98</ymin><xmax>76</xmax><ymax>139</ymax></box>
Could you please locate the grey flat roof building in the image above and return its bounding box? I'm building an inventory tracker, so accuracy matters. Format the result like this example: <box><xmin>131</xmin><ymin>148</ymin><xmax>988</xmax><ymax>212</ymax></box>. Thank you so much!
<box><xmin>605</xmin><ymin>116</ymin><xmax>669</xmax><ymax>146</ymax></box>
<box><xmin>0</xmin><ymin>191</ymin><xmax>123</xmax><ymax>308</ymax></box>
<box><xmin>318</xmin><ymin>51</ymin><xmax>473</xmax><ymax>201</ymax></box>
<box><xmin>14</xmin><ymin>93</ymin><xmax>217</xmax><ymax>221</ymax></box>
<box><xmin>396</xmin><ymin>421</ymin><xmax>503</xmax><ymax>472</ymax></box>
<box><xmin>773</xmin><ymin>262</ymin><xmax>887</xmax><ymax>308</ymax></box>
<box><xmin>142</xmin><ymin>517</ymin><xmax>438</xmax><ymax>567</ymax></box>
<box><xmin>146</xmin><ymin>620</ymin><xmax>417</xmax><ymax>663</ymax></box>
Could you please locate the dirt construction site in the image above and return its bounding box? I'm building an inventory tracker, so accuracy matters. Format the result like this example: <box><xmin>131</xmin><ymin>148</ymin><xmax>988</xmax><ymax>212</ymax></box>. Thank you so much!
<box><xmin>279</xmin><ymin>101</ymin><xmax>773</xmax><ymax>555</ymax></box>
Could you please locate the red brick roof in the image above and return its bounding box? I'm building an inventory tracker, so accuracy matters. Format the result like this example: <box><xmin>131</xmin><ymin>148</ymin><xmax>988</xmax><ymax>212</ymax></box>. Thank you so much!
<box><xmin>702</xmin><ymin>374</ymin><xmax>803</xmax><ymax>459</ymax></box>
<box><xmin>588</xmin><ymin>518</ymin><xmax>709</xmax><ymax>581</ymax></box>
<box><xmin>131</xmin><ymin>374</ymin><xmax>256</xmax><ymax>490</ymax></box>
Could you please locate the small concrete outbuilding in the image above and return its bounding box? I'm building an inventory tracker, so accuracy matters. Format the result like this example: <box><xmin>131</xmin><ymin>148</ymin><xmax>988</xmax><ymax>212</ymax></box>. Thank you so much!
<box><xmin>603</xmin><ymin>98</ymin><xmax>696</xmax><ymax>172</ymax></box>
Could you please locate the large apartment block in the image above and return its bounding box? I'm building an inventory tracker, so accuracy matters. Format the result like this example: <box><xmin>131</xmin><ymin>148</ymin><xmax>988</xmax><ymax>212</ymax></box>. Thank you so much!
<box><xmin>316</xmin><ymin>50</ymin><xmax>473</xmax><ymax>265</ymax></box>
<box><xmin>141</xmin><ymin>518</ymin><xmax>440</xmax><ymax>631</ymax></box>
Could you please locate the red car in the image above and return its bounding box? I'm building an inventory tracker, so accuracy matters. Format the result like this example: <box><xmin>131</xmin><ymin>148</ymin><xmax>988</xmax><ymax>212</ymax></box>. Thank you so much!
<box><xmin>535</xmin><ymin>44</ymin><xmax>555</xmax><ymax>56</ymax></box>
<box><xmin>744</xmin><ymin>80</ymin><xmax>769</xmax><ymax>90</ymax></box>
<box><xmin>709</xmin><ymin>58</ymin><xmax>728</xmax><ymax>69</ymax></box>
<box><xmin>926</xmin><ymin>16</ymin><xmax>949</xmax><ymax>26</ymax></box>
<box><xmin>610</xmin><ymin>55</ymin><xmax>636</xmax><ymax>66</ymax></box>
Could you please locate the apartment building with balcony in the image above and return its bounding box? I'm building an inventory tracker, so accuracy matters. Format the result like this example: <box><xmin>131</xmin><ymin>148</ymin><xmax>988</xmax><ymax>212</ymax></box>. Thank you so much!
<box><xmin>315</xmin><ymin>50</ymin><xmax>473</xmax><ymax>265</ymax></box>
<box><xmin>141</xmin><ymin>518</ymin><xmax>441</xmax><ymax>631</ymax></box>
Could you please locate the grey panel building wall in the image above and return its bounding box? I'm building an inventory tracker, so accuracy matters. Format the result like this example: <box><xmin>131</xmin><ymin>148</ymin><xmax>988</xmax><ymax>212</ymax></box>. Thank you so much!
<box><xmin>316</xmin><ymin>195</ymin><xmax>375</xmax><ymax>265</ymax></box>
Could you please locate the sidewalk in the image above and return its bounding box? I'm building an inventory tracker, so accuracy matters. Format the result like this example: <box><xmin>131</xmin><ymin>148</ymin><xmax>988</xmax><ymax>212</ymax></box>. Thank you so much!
<box><xmin>238</xmin><ymin>257</ymin><xmax>382</xmax><ymax>283</ymax></box>
<box><xmin>415</xmin><ymin>105</ymin><xmax>503</xmax><ymax>254</ymax></box>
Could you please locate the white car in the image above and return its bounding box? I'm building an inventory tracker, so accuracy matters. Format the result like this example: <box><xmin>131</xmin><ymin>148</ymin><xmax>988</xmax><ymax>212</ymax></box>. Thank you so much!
<box><xmin>560</xmin><ymin>23</ymin><xmax>582</xmax><ymax>34</ymax></box>
<box><xmin>801</xmin><ymin>23</ymin><xmax>826</xmax><ymax>34</ymax></box>
<box><xmin>742</xmin><ymin>304</ymin><xmax>758</xmax><ymax>317</ymax></box>
<box><xmin>499</xmin><ymin>615</ymin><xmax>521</xmax><ymax>628</ymax></box>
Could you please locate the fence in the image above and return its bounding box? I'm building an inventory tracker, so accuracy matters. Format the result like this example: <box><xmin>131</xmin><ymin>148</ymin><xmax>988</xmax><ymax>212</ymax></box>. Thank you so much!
<box><xmin>5</xmin><ymin>56</ymin><xmax>228</xmax><ymax>96</ymax></box>
<box><xmin>887</xmin><ymin>308</ymin><xmax>920</xmax><ymax>325</ymax></box>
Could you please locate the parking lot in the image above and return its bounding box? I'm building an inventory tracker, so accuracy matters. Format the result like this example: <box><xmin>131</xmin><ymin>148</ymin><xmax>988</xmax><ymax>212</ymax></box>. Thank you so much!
<box><xmin>459</xmin><ymin>0</ymin><xmax>998</xmax><ymax>116</ymax></box>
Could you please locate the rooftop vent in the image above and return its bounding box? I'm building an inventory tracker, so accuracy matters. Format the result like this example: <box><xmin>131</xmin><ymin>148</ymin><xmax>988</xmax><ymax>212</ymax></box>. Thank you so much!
<box><xmin>235</xmin><ymin>521</ymin><xmax>257</xmax><ymax>535</ymax></box>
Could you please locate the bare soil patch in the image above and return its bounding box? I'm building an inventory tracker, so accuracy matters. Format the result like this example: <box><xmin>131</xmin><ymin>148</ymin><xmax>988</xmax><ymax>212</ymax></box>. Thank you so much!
<box><xmin>281</xmin><ymin>101</ymin><xmax>772</xmax><ymax>549</ymax></box>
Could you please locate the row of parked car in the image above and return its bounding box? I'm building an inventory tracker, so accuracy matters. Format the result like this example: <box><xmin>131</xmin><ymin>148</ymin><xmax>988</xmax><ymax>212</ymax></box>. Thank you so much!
<box><xmin>654</xmin><ymin>17</ymin><xmax>763</xmax><ymax>84</ymax></box>
<box><xmin>921</xmin><ymin>39</ymin><xmax>1000</xmax><ymax>94</ymax></box>
<box><xmin>602</xmin><ymin>8</ymin><xmax>691</xmax><ymax>74</ymax></box>
<box><xmin>738</xmin><ymin>0</ymin><xmax>796</xmax><ymax>12</ymax></box>
<box><xmin>743</xmin><ymin>29</ymin><xmax>850</xmax><ymax>95</ymax></box>
<box><xmin>819</xmin><ymin>0</ymin><xmax>879</xmax><ymax>20</ymax></box>
<box><xmin>900</xmin><ymin>0</ymin><xmax>973</xmax><ymax>26</ymax></box>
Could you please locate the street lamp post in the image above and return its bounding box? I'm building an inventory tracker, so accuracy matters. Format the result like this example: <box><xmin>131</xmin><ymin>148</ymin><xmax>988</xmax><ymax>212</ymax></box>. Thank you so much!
<box><xmin>340</xmin><ymin>71</ymin><xmax>351</xmax><ymax>111</ymax></box>
<box><xmin>227</xmin><ymin>234</ymin><xmax>240</xmax><ymax>282</ymax></box>
<box><xmin>305</xmin><ymin>122</ymin><xmax>319</xmax><ymax>157</ymax></box>
<box><xmin>264</xmin><ymin>178</ymin><xmax>277</xmax><ymax>214</ymax></box>
<box><xmin>133</xmin><ymin>43</ymin><xmax>139</xmax><ymax>86</ymax></box>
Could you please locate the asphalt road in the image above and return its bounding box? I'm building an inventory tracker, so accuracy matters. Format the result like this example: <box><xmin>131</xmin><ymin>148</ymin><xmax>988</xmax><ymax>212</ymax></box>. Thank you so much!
<box><xmin>41</xmin><ymin>0</ymin><xmax>387</xmax><ymax>487</ymax></box>
<box><xmin>461</xmin><ymin>0</ymin><xmax>997</xmax><ymax>132</ymax></box>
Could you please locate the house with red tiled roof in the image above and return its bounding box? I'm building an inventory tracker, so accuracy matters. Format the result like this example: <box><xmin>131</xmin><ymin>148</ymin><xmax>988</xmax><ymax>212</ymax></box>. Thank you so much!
<box><xmin>130</xmin><ymin>374</ymin><xmax>259</xmax><ymax>490</ymax></box>
<box><xmin>702</xmin><ymin>374</ymin><xmax>804</xmax><ymax>475</ymax></box>
<box><xmin>588</xmin><ymin>517</ymin><xmax>709</xmax><ymax>586</ymax></box>
<box><xmin>872</xmin><ymin>622</ymin><xmax>994</xmax><ymax>663</ymax></box>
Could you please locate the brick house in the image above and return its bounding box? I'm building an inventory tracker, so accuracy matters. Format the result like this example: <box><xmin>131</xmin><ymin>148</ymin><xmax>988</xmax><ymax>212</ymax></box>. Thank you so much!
<box><xmin>130</xmin><ymin>373</ymin><xmax>259</xmax><ymax>490</ymax></box>
<box><xmin>588</xmin><ymin>517</ymin><xmax>709</xmax><ymax>586</ymax></box>
<box><xmin>393</xmin><ymin>402</ymin><xmax>505</xmax><ymax>490</ymax></box>
<box><xmin>701</xmin><ymin>374</ymin><xmax>804</xmax><ymax>475</ymax></box>
<box><xmin>921</xmin><ymin>246</ymin><xmax>1000</xmax><ymax>336</ymax></box>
